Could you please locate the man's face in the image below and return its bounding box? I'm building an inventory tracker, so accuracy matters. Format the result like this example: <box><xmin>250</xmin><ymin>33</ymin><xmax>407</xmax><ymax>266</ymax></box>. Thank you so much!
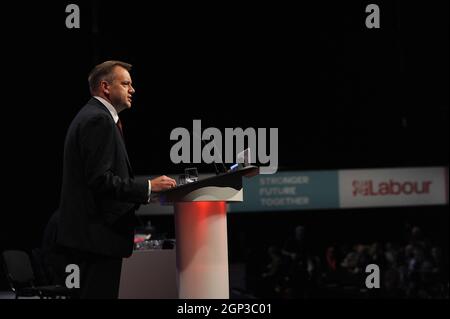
<box><xmin>105</xmin><ymin>66</ymin><xmax>135</xmax><ymax>112</ymax></box>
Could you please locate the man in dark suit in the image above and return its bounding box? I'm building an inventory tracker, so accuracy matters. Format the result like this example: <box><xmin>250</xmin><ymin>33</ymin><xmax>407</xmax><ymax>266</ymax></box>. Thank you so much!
<box><xmin>56</xmin><ymin>60</ymin><xmax>176</xmax><ymax>299</ymax></box>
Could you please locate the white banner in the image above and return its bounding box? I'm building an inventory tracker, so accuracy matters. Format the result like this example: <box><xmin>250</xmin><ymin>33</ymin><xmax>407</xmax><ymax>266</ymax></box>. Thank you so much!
<box><xmin>339</xmin><ymin>167</ymin><xmax>448</xmax><ymax>208</ymax></box>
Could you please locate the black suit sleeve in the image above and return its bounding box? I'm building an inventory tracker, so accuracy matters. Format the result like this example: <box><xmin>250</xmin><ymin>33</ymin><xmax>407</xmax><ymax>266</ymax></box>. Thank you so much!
<box><xmin>79</xmin><ymin>114</ymin><xmax>149</xmax><ymax>204</ymax></box>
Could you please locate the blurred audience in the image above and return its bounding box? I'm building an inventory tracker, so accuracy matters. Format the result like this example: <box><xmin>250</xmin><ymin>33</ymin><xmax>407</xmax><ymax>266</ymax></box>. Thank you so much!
<box><xmin>247</xmin><ymin>223</ymin><xmax>448</xmax><ymax>299</ymax></box>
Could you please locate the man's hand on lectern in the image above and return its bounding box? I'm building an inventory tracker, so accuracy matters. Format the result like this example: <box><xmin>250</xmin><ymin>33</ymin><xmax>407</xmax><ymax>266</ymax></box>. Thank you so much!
<box><xmin>150</xmin><ymin>175</ymin><xmax>177</xmax><ymax>192</ymax></box>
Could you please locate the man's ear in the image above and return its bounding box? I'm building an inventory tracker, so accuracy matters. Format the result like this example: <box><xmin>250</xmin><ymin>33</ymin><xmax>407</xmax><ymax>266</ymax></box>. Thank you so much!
<box><xmin>100</xmin><ymin>80</ymin><xmax>110</xmax><ymax>95</ymax></box>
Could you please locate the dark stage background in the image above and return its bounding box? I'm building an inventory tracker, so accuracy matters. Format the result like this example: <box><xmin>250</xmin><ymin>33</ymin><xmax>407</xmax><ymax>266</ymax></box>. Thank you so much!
<box><xmin>0</xmin><ymin>1</ymin><xmax>448</xmax><ymax>297</ymax></box>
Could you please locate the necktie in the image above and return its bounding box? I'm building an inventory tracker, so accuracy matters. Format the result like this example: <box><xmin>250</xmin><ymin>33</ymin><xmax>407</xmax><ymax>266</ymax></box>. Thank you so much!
<box><xmin>117</xmin><ymin>118</ymin><xmax>124</xmax><ymax>137</ymax></box>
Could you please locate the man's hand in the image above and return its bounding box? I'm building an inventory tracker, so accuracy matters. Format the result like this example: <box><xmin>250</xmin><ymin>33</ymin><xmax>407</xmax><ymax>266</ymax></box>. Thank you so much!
<box><xmin>150</xmin><ymin>175</ymin><xmax>177</xmax><ymax>192</ymax></box>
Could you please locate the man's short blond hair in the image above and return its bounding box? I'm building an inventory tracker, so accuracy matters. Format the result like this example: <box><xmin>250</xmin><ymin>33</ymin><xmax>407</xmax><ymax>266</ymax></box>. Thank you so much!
<box><xmin>88</xmin><ymin>60</ymin><xmax>132</xmax><ymax>94</ymax></box>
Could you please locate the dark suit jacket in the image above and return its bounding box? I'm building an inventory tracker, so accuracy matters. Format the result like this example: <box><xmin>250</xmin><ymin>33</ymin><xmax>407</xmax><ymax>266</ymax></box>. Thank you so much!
<box><xmin>57</xmin><ymin>98</ymin><xmax>149</xmax><ymax>258</ymax></box>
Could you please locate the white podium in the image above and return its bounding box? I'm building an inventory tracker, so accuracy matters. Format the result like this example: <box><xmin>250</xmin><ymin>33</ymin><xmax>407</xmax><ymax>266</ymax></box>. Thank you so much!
<box><xmin>159</xmin><ymin>166</ymin><xmax>258</xmax><ymax>299</ymax></box>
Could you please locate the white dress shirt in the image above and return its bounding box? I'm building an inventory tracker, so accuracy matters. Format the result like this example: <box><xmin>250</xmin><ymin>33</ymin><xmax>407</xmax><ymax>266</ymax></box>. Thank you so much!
<box><xmin>93</xmin><ymin>96</ymin><xmax>152</xmax><ymax>198</ymax></box>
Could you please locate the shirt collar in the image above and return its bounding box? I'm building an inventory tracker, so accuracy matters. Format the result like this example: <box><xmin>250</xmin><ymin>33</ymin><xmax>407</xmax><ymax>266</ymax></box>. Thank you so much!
<box><xmin>93</xmin><ymin>96</ymin><xmax>119</xmax><ymax>124</ymax></box>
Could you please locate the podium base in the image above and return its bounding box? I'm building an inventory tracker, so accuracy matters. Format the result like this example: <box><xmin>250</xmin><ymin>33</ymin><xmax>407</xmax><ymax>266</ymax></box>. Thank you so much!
<box><xmin>174</xmin><ymin>201</ymin><xmax>229</xmax><ymax>299</ymax></box>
